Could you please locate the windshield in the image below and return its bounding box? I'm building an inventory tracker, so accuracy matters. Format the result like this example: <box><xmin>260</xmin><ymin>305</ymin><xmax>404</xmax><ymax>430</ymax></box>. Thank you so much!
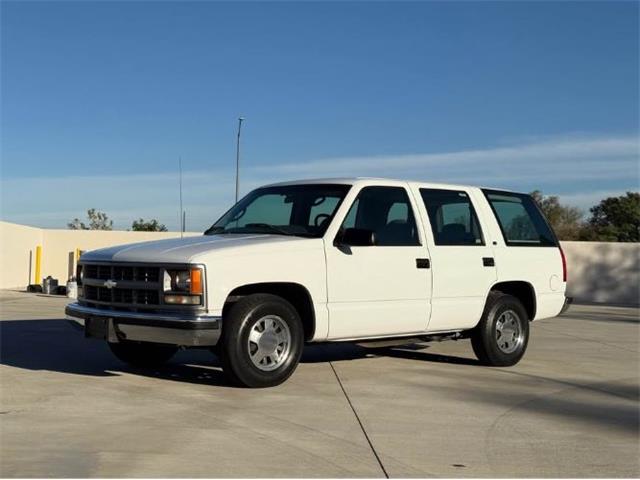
<box><xmin>205</xmin><ymin>184</ymin><xmax>351</xmax><ymax>237</ymax></box>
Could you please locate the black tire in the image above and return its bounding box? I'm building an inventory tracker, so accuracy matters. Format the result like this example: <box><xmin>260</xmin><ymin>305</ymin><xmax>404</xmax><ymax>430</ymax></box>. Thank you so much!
<box><xmin>218</xmin><ymin>294</ymin><xmax>304</xmax><ymax>388</ymax></box>
<box><xmin>108</xmin><ymin>341</ymin><xmax>178</xmax><ymax>368</ymax></box>
<box><xmin>471</xmin><ymin>293</ymin><xmax>529</xmax><ymax>367</ymax></box>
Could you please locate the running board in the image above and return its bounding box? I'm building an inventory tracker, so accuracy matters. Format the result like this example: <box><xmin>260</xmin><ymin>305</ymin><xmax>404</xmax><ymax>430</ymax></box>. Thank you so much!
<box><xmin>356</xmin><ymin>332</ymin><xmax>465</xmax><ymax>349</ymax></box>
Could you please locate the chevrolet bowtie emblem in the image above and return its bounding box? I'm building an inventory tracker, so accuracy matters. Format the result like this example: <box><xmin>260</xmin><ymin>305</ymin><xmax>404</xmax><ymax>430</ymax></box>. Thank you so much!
<box><xmin>103</xmin><ymin>279</ymin><xmax>117</xmax><ymax>289</ymax></box>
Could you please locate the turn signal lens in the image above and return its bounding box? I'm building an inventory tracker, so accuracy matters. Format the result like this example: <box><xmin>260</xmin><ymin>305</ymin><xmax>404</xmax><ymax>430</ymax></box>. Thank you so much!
<box><xmin>164</xmin><ymin>294</ymin><xmax>201</xmax><ymax>305</ymax></box>
<box><xmin>190</xmin><ymin>268</ymin><xmax>203</xmax><ymax>294</ymax></box>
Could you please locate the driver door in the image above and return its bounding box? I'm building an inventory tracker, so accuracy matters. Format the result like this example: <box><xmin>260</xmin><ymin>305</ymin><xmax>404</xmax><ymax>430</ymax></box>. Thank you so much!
<box><xmin>324</xmin><ymin>185</ymin><xmax>432</xmax><ymax>339</ymax></box>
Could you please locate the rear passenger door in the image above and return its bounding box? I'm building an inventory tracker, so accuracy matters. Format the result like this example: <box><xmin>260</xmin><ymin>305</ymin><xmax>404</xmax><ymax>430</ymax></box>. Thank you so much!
<box><xmin>417</xmin><ymin>188</ymin><xmax>497</xmax><ymax>332</ymax></box>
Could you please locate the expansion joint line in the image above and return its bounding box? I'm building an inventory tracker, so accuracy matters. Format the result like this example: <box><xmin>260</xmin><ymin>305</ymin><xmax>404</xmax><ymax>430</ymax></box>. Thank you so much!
<box><xmin>329</xmin><ymin>361</ymin><xmax>389</xmax><ymax>479</ymax></box>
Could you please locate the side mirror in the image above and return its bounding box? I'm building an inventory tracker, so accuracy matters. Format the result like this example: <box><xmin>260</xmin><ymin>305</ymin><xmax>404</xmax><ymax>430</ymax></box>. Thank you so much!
<box><xmin>337</xmin><ymin>228</ymin><xmax>377</xmax><ymax>247</ymax></box>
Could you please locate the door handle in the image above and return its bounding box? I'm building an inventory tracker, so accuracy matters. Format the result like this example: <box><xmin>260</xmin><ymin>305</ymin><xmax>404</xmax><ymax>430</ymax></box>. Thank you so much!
<box><xmin>416</xmin><ymin>258</ymin><xmax>430</xmax><ymax>269</ymax></box>
<box><xmin>483</xmin><ymin>257</ymin><xmax>495</xmax><ymax>267</ymax></box>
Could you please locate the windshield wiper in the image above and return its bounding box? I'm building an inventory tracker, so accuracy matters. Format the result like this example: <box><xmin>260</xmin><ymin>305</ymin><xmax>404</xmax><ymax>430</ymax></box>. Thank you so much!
<box><xmin>243</xmin><ymin>223</ymin><xmax>296</xmax><ymax>236</ymax></box>
<box><xmin>206</xmin><ymin>223</ymin><xmax>314</xmax><ymax>237</ymax></box>
<box><xmin>203</xmin><ymin>226</ymin><xmax>232</xmax><ymax>235</ymax></box>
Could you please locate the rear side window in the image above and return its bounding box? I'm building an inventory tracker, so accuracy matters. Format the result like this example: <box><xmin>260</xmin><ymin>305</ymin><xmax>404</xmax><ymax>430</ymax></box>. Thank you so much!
<box><xmin>420</xmin><ymin>188</ymin><xmax>484</xmax><ymax>246</ymax></box>
<box><xmin>483</xmin><ymin>190</ymin><xmax>558</xmax><ymax>247</ymax></box>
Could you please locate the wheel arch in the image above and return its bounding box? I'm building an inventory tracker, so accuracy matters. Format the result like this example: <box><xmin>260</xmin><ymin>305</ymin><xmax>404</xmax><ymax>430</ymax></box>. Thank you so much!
<box><xmin>487</xmin><ymin>281</ymin><xmax>537</xmax><ymax>321</ymax></box>
<box><xmin>222</xmin><ymin>282</ymin><xmax>316</xmax><ymax>341</ymax></box>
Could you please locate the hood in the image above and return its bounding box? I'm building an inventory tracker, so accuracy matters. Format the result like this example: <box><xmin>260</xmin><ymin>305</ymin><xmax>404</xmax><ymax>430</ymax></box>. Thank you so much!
<box><xmin>80</xmin><ymin>234</ymin><xmax>316</xmax><ymax>263</ymax></box>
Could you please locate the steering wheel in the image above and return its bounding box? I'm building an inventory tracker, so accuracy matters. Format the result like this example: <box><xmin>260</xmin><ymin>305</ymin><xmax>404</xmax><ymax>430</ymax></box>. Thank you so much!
<box><xmin>314</xmin><ymin>213</ymin><xmax>331</xmax><ymax>227</ymax></box>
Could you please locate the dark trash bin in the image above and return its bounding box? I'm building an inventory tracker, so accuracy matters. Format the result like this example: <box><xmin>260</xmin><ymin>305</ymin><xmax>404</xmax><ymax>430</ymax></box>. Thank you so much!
<box><xmin>42</xmin><ymin>276</ymin><xmax>59</xmax><ymax>295</ymax></box>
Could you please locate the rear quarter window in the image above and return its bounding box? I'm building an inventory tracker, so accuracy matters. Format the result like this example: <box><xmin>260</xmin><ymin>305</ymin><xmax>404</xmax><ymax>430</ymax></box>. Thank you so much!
<box><xmin>483</xmin><ymin>189</ymin><xmax>558</xmax><ymax>247</ymax></box>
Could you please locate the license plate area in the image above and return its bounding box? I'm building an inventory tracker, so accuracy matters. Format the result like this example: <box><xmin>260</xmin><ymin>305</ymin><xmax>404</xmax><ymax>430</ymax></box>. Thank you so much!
<box><xmin>85</xmin><ymin>317</ymin><xmax>110</xmax><ymax>340</ymax></box>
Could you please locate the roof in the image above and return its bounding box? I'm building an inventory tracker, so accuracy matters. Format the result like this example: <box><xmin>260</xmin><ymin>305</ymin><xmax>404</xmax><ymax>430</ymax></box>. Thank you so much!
<box><xmin>262</xmin><ymin>177</ymin><xmax>513</xmax><ymax>193</ymax></box>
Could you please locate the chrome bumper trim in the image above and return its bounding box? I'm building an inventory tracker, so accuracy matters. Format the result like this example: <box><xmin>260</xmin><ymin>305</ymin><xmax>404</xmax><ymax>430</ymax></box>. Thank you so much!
<box><xmin>65</xmin><ymin>303</ymin><xmax>221</xmax><ymax>346</ymax></box>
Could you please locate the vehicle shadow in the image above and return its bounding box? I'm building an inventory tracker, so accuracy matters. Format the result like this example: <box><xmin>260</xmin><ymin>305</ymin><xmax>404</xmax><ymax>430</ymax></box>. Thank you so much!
<box><xmin>302</xmin><ymin>341</ymin><xmax>480</xmax><ymax>366</ymax></box>
<box><xmin>0</xmin><ymin>319</ymin><xmax>232</xmax><ymax>386</ymax></box>
<box><xmin>0</xmin><ymin>319</ymin><xmax>478</xmax><ymax>387</ymax></box>
<box><xmin>375</xmin><ymin>347</ymin><xmax>481</xmax><ymax>366</ymax></box>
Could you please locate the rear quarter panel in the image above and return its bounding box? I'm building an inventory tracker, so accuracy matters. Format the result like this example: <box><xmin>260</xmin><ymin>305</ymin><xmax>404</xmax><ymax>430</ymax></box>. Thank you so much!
<box><xmin>473</xmin><ymin>189</ymin><xmax>567</xmax><ymax>320</ymax></box>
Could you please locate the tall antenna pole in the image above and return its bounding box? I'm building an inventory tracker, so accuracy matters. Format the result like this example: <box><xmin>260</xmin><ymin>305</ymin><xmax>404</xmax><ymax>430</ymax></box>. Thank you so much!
<box><xmin>179</xmin><ymin>156</ymin><xmax>184</xmax><ymax>238</ymax></box>
<box><xmin>235</xmin><ymin>116</ymin><xmax>244</xmax><ymax>203</ymax></box>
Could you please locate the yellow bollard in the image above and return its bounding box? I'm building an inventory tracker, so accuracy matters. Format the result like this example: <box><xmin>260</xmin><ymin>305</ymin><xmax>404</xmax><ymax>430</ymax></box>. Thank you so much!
<box><xmin>34</xmin><ymin>245</ymin><xmax>42</xmax><ymax>285</ymax></box>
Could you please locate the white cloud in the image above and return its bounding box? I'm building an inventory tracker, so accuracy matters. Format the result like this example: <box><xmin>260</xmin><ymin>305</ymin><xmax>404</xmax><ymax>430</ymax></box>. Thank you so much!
<box><xmin>251</xmin><ymin>134</ymin><xmax>639</xmax><ymax>184</ymax></box>
<box><xmin>0</xmin><ymin>171</ymin><xmax>238</xmax><ymax>231</ymax></box>
<box><xmin>1</xmin><ymin>133</ymin><xmax>638</xmax><ymax>230</ymax></box>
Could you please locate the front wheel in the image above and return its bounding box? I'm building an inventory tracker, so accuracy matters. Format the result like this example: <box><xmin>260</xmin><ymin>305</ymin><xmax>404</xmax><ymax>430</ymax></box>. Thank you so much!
<box><xmin>218</xmin><ymin>294</ymin><xmax>304</xmax><ymax>388</ymax></box>
<box><xmin>471</xmin><ymin>293</ymin><xmax>529</xmax><ymax>366</ymax></box>
<box><xmin>108</xmin><ymin>341</ymin><xmax>178</xmax><ymax>367</ymax></box>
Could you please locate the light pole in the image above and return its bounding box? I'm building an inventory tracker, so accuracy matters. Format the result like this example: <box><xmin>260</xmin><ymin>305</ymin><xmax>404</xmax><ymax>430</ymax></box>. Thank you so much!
<box><xmin>235</xmin><ymin>116</ymin><xmax>244</xmax><ymax>203</ymax></box>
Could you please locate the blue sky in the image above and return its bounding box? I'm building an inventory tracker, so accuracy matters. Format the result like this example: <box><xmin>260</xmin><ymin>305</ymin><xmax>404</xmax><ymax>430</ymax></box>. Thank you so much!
<box><xmin>1</xmin><ymin>1</ymin><xmax>638</xmax><ymax>230</ymax></box>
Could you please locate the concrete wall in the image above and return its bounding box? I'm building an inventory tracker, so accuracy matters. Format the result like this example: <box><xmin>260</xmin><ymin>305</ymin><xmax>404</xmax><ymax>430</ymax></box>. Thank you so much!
<box><xmin>1</xmin><ymin>221</ymin><xmax>638</xmax><ymax>305</ymax></box>
<box><xmin>0</xmin><ymin>221</ymin><xmax>198</xmax><ymax>289</ymax></box>
<box><xmin>561</xmin><ymin>241</ymin><xmax>639</xmax><ymax>306</ymax></box>
<box><xmin>0</xmin><ymin>222</ymin><xmax>44</xmax><ymax>290</ymax></box>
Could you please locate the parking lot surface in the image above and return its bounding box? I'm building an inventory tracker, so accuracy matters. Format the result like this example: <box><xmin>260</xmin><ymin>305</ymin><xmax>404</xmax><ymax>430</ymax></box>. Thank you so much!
<box><xmin>0</xmin><ymin>290</ymin><xmax>638</xmax><ymax>478</ymax></box>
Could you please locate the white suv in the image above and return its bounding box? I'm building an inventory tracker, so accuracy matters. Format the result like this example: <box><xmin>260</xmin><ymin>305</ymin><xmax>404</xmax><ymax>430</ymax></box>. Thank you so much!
<box><xmin>67</xmin><ymin>178</ymin><xmax>570</xmax><ymax>387</ymax></box>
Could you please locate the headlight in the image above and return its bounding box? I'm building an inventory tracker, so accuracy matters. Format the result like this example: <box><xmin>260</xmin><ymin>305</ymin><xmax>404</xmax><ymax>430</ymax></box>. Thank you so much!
<box><xmin>163</xmin><ymin>267</ymin><xmax>203</xmax><ymax>295</ymax></box>
<box><xmin>164</xmin><ymin>270</ymin><xmax>191</xmax><ymax>292</ymax></box>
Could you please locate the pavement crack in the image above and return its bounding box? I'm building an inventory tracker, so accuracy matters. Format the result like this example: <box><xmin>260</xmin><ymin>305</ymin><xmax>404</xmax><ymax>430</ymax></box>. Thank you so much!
<box><xmin>329</xmin><ymin>361</ymin><xmax>389</xmax><ymax>479</ymax></box>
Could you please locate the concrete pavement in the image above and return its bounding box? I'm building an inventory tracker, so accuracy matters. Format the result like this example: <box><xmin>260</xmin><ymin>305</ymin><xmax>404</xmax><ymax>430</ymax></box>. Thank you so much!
<box><xmin>0</xmin><ymin>291</ymin><xmax>638</xmax><ymax>477</ymax></box>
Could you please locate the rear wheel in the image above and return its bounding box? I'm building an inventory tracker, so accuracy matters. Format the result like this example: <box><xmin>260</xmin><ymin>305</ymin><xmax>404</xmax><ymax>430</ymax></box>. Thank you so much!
<box><xmin>108</xmin><ymin>341</ymin><xmax>178</xmax><ymax>367</ymax></box>
<box><xmin>471</xmin><ymin>293</ymin><xmax>529</xmax><ymax>366</ymax></box>
<box><xmin>218</xmin><ymin>294</ymin><xmax>304</xmax><ymax>388</ymax></box>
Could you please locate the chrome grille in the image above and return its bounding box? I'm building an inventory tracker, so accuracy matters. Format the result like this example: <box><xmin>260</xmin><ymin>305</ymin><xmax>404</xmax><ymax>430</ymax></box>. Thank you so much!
<box><xmin>84</xmin><ymin>285</ymin><xmax>160</xmax><ymax>305</ymax></box>
<box><xmin>80</xmin><ymin>263</ymin><xmax>162</xmax><ymax>310</ymax></box>
<box><xmin>84</xmin><ymin>264</ymin><xmax>159</xmax><ymax>282</ymax></box>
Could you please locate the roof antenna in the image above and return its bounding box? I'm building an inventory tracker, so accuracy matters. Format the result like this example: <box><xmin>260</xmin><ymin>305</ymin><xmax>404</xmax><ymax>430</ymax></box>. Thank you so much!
<box><xmin>235</xmin><ymin>116</ymin><xmax>244</xmax><ymax>204</ymax></box>
<box><xmin>179</xmin><ymin>156</ymin><xmax>184</xmax><ymax>238</ymax></box>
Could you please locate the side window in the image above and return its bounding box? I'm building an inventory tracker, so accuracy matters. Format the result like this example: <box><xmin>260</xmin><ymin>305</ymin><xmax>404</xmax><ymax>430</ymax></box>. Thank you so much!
<box><xmin>341</xmin><ymin>199</ymin><xmax>359</xmax><ymax>229</ymax></box>
<box><xmin>340</xmin><ymin>187</ymin><xmax>420</xmax><ymax>246</ymax></box>
<box><xmin>483</xmin><ymin>190</ymin><xmax>558</xmax><ymax>246</ymax></box>
<box><xmin>387</xmin><ymin>202</ymin><xmax>408</xmax><ymax>223</ymax></box>
<box><xmin>420</xmin><ymin>188</ymin><xmax>484</xmax><ymax>246</ymax></box>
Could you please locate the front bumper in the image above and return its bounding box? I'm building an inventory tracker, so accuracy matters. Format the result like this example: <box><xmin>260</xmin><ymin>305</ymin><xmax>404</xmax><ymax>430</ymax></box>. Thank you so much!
<box><xmin>65</xmin><ymin>303</ymin><xmax>221</xmax><ymax>346</ymax></box>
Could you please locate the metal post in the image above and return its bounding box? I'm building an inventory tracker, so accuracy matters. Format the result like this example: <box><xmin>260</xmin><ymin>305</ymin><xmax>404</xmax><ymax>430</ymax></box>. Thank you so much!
<box><xmin>179</xmin><ymin>156</ymin><xmax>184</xmax><ymax>238</ymax></box>
<box><xmin>28</xmin><ymin>250</ymin><xmax>32</xmax><ymax>288</ymax></box>
<box><xmin>68</xmin><ymin>251</ymin><xmax>74</xmax><ymax>281</ymax></box>
<box><xmin>235</xmin><ymin>117</ymin><xmax>244</xmax><ymax>203</ymax></box>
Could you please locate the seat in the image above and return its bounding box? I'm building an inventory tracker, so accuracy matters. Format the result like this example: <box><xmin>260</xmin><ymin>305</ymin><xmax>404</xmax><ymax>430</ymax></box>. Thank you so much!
<box><xmin>439</xmin><ymin>223</ymin><xmax>472</xmax><ymax>245</ymax></box>
<box><xmin>377</xmin><ymin>220</ymin><xmax>416</xmax><ymax>246</ymax></box>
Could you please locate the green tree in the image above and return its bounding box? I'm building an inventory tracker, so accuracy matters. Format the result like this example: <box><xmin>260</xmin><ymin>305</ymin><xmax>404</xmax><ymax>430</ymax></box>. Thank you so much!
<box><xmin>530</xmin><ymin>190</ymin><xmax>584</xmax><ymax>240</ymax></box>
<box><xmin>67</xmin><ymin>209</ymin><xmax>113</xmax><ymax>230</ymax></box>
<box><xmin>583</xmin><ymin>192</ymin><xmax>640</xmax><ymax>242</ymax></box>
<box><xmin>131</xmin><ymin>218</ymin><xmax>168</xmax><ymax>232</ymax></box>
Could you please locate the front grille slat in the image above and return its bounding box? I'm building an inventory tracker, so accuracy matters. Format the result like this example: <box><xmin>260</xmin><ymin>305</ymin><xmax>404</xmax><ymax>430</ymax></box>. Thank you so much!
<box><xmin>80</xmin><ymin>263</ymin><xmax>162</xmax><ymax>310</ymax></box>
